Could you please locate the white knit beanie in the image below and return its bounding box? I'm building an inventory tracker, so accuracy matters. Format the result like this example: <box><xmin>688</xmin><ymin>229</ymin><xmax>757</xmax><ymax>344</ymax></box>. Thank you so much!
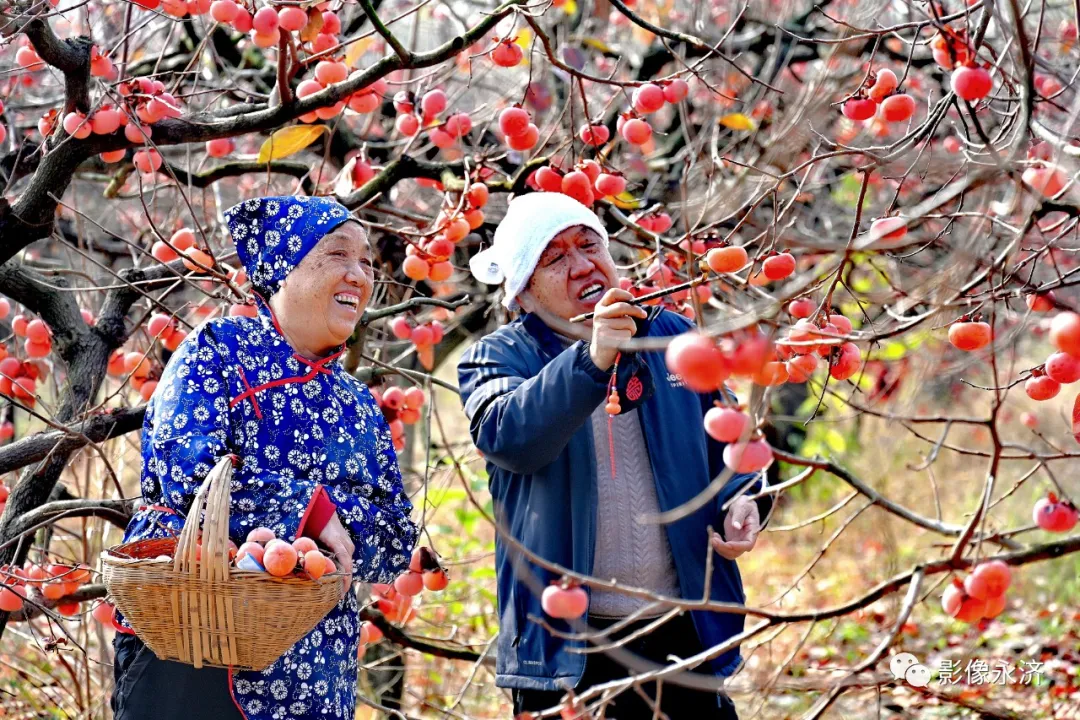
<box><xmin>469</xmin><ymin>192</ymin><xmax>609</xmax><ymax>310</ymax></box>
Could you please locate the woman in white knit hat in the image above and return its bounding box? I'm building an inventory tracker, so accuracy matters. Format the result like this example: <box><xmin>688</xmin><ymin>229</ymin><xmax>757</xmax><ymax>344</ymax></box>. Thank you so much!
<box><xmin>459</xmin><ymin>192</ymin><xmax>768</xmax><ymax>719</ymax></box>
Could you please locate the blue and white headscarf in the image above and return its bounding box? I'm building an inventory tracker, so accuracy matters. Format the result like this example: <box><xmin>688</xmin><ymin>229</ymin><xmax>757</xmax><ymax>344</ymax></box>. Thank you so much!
<box><xmin>225</xmin><ymin>195</ymin><xmax>354</xmax><ymax>296</ymax></box>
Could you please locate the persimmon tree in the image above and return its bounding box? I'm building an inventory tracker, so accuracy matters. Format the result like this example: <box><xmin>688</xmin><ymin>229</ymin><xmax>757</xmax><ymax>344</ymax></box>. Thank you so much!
<box><xmin>0</xmin><ymin>0</ymin><xmax>1076</xmax><ymax>716</ymax></box>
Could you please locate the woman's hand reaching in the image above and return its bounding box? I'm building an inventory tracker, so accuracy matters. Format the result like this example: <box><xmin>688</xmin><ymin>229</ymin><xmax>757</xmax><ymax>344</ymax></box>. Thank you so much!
<box><xmin>318</xmin><ymin>513</ymin><xmax>355</xmax><ymax>576</ymax></box>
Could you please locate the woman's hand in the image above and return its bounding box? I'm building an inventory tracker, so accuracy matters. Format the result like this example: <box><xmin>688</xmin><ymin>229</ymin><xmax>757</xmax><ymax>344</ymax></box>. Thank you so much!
<box><xmin>318</xmin><ymin>513</ymin><xmax>355</xmax><ymax>575</ymax></box>
<box><xmin>710</xmin><ymin>497</ymin><xmax>760</xmax><ymax>560</ymax></box>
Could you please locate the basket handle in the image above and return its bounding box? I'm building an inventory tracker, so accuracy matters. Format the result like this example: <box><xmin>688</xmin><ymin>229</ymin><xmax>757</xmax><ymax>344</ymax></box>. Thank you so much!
<box><xmin>173</xmin><ymin>455</ymin><xmax>237</xmax><ymax>667</ymax></box>
<box><xmin>174</xmin><ymin>455</ymin><xmax>235</xmax><ymax>578</ymax></box>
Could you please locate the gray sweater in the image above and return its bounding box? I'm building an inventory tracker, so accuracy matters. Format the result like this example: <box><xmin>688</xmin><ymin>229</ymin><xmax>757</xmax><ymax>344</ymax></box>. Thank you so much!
<box><xmin>588</xmin><ymin>405</ymin><xmax>681</xmax><ymax>617</ymax></box>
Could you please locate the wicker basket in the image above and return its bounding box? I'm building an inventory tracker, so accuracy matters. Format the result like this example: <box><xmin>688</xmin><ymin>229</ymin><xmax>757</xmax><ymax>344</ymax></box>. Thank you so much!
<box><xmin>101</xmin><ymin>456</ymin><xmax>348</xmax><ymax>671</ymax></box>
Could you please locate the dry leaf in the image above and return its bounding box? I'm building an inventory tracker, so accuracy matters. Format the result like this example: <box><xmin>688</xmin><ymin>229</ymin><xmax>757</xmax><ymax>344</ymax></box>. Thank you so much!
<box><xmin>345</xmin><ymin>37</ymin><xmax>374</xmax><ymax>68</ymax></box>
<box><xmin>630</xmin><ymin>23</ymin><xmax>655</xmax><ymax>46</ymax></box>
<box><xmin>334</xmin><ymin>157</ymin><xmax>357</xmax><ymax>197</ymax></box>
<box><xmin>417</xmin><ymin>344</ymin><xmax>435</xmax><ymax>371</ymax></box>
<box><xmin>300</xmin><ymin>8</ymin><xmax>324</xmax><ymax>43</ymax></box>
<box><xmin>257</xmin><ymin>125</ymin><xmax>327</xmax><ymax>163</ymax></box>
<box><xmin>719</xmin><ymin>113</ymin><xmax>757</xmax><ymax>131</ymax></box>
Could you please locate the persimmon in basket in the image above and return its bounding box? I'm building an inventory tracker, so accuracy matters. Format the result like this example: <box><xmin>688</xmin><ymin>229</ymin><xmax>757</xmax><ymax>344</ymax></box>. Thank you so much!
<box><xmin>235</xmin><ymin>527</ymin><xmax>337</xmax><ymax>579</ymax></box>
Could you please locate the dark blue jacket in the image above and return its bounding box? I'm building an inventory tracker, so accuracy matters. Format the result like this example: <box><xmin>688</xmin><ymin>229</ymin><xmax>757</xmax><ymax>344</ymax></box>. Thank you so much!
<box><xmin>457</xmin><ymin>307</ymin><xmax>772</xmax><ymax>691</ymax></box>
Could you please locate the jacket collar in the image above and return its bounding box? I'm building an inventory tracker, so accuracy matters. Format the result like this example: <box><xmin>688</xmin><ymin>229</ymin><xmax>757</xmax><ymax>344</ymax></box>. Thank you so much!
<box><xmin>251</xmin><ymin>291</ymin><xmax>346</xmax><ymax>370</ymax></box>
<box><xmin>522</xmin><ymin>312</ymin><xmax>566</xmax><ymax>359</ymax></box>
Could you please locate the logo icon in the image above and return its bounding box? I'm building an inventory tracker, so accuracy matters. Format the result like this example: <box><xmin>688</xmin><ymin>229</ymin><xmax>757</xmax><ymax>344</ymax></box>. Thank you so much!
<box><xmin>626</xmin><ymin>376</ymin><xmax>643</xmax><ymax>401</ymax></box>
<box><xmin>889</xmin><ymin>652</ymin><xmax>930</xmax><ymax>688</ymax></box>
<box><xmin>906</xmin><ymin>664</ymin><xmax>931</xmax><ymax>687</ymax></box>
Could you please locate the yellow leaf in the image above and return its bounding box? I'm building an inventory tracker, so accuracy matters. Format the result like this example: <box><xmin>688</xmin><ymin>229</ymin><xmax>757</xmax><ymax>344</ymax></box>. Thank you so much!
<box><xmin>719</xmin><ymin>113</ymin><xmax>757</xmax><ymax>131</ymax></box>
<box><xmin>257</xmin><ymin>125</ymin><xmax>327</xmax><ymax>163</ymax></box>
<box><xmin>561</xmin><ymin>0</ymin><xmax>578</xmax><ymax>14</ymax></box>
<box><xmin>580</xmin><ymin>37</ymin><xmax>614</xmax><ymax>55</ymax></box>
<box><xmin>514</xmin><ymin>28</ymin><xmax>533</xmax><ymax>51</ymax></box>
<box><xmin>345</xmin><ymin>37</ymin><xmax>374</xmax><ymax>68</ymax></box>
<box><xmin>610</xmin><ymin>191</ymin><xmax>640</xmax><ymax>210</ymax></box>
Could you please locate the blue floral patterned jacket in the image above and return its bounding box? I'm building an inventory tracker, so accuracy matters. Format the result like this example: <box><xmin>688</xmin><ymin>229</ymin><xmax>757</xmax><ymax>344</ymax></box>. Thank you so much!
<box><xmin>118</xmin><ymin>297</ymin><xmax>418</xmax><ymax>720</ymax></box>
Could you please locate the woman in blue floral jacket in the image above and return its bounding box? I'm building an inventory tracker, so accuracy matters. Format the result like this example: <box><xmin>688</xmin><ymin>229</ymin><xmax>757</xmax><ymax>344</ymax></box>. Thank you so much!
<box><xmin>110</xmin><ymin>196</ymin><xmax>418</xmax><ymax>720</ymax></box>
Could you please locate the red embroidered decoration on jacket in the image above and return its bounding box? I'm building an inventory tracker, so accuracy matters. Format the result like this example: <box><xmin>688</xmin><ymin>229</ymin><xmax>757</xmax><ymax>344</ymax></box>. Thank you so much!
<box><xmin>228</xmin><ymin>292</ymin><xmax>345</xmax><ymax>418</ymax></box>
<box><xmin>229</xmin><ymin>351</ymin><xmax>343</xmax><ymax>416</ymax></box>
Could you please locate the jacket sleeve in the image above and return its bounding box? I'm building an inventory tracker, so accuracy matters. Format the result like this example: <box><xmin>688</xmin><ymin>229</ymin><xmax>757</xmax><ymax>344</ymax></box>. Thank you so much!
<box><xmin>458</xmin><ymin>335</ymin><xmax>613</xmax><ymax>475</ymax></box>
<box><xmin>323</xmin><ymin>390</ymin><xmax>418</xmax><ymax>584</ymax></box>
<box><xmin>144</xmin><ymin>324</ymin><xmax>324</xmax><ymax>543</ymax></box>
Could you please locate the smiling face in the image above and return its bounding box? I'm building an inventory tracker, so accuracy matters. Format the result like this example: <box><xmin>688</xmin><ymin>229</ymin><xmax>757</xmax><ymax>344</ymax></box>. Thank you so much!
<box><xmin>269</xmin><ymin>220</ymin><xmax>375</xmax><ymax>358</ymax></box>
<box><xmin>516</xmin><ymin>225</ymin><xmax>618</xmax><ymax>322</ymax></box>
